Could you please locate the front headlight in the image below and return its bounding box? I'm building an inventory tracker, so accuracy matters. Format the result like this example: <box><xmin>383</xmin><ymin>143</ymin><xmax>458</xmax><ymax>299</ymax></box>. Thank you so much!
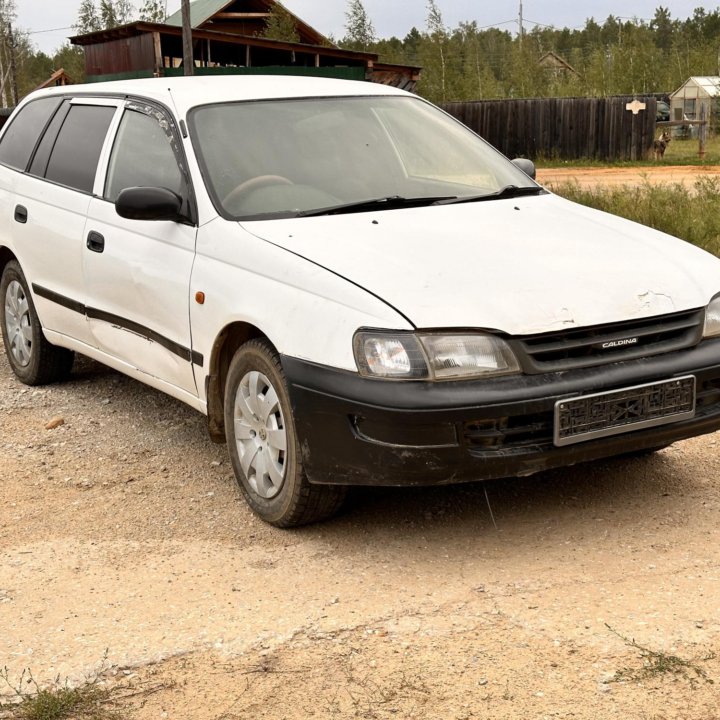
<box><xmin>353</xmin><ymin>331</ymin><xmax>521</xmax><ymax>380</ymax></box>
<box><xmin>353</xmin><ymin>333</ymin><xmax>428</xmax><ymax>379</ymax></box>
<box><xmin>704</xmin><ymin>296</ymin><xmax>720</xmax><ymax>338</ymax></box>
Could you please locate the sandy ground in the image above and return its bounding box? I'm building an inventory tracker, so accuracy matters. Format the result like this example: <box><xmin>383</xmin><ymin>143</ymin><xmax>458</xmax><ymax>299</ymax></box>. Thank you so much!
<box><xmin>537</xmin><ymin>164</ymin><xmax>720</xmax><ymax>190</ymax></box>
<box><xmin>2</xmin><ymin>165</ymin><xmax>720</xmax><ymax>717</ymax></box>
<box><xmin>1</xmin><ymin>343</ymin><xmax>720</xmax><ymax>718</ymax></box>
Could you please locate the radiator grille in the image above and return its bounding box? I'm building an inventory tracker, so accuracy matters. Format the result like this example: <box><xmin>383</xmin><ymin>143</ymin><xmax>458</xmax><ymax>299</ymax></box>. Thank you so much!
<box><xmin>509</xmin><ymin>309</ymin><xmax>704</xmax><ymax>373</ymax></box>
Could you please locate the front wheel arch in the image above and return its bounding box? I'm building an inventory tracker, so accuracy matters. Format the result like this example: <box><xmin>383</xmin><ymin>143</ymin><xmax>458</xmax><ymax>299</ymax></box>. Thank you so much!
<box><xmin>205</xmin><ymin>321</ymin><xmax>275</xmax><ymax>443</ymax></box>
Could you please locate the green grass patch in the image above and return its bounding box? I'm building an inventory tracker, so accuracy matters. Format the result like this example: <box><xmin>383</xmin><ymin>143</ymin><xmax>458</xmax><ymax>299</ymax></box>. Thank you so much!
<box><xmin>606</xmin><ymin>624</ymin><xmax>715</xmax><ymax>685</ymax></box>
<box><xmin>0</xmin><ymin>656</ymin><xmax>169</xmax><ymax>720</ymax></box>
<box><xmin>536</xmin><ymin>135</ymin><xmax>720</xmax><ymax>168</ymax></box>
<box><xmin>0</xmin><ymin>656</ymin><xmax>121</xmax><ymax>720</ymax></box>
<box><xmin>551</xmin><ymin>177</ymin><xmax>720</xmax><ymax>256</ymax></box>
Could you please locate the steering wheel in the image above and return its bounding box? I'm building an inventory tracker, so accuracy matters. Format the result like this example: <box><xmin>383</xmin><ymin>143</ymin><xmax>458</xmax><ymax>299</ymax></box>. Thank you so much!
<box><xmin>223</xmin><ymin>175</ymin><xmax>293</xmax><ymax>208</ymax></box>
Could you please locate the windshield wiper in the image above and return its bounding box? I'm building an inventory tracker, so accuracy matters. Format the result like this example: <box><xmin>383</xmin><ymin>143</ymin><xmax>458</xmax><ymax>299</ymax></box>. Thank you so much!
<box><xmin>298</xmin><ymin>195</ymin><xmax>457</xmax><ymax>217</ymax></box>
<box><xmin>435</xmin><ymin>185</ymin><xmax>546</xmax><ymax>205</ymax></box>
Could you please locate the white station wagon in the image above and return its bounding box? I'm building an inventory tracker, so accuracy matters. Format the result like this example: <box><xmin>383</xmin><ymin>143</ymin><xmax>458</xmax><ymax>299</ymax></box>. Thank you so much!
<box><xmin>2</xmin><ymin>76</ymin><xmax>720</xmax><ymax>526</ymax></box>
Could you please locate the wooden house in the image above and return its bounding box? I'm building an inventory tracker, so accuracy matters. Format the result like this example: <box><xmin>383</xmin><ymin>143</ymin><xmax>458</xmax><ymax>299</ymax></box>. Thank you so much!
<box><xmin>33</xmin><ymin>68</ymin><xmax>74</xmax><ymax>91</ymax></box>
<box><xmin>70</xmin><ymin>0</ymin><xmax>420</xmax><ymax>91</ymax></box>
<box><xmin>537</xmin><ymin>51</ymin><xmax>579</xmax><ymax>78</ymax></box>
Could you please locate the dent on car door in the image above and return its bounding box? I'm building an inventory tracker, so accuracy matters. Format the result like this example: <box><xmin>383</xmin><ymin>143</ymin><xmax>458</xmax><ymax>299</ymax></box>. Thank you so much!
<box><xmin>0</xmin><ymin>97</ymin><xmax>117</xmax><ymax>346</ymax></box>
<box><xmin>83</xmin><ymin>102</ymin><xmax>199</xmax><ymax>396</ymax></box>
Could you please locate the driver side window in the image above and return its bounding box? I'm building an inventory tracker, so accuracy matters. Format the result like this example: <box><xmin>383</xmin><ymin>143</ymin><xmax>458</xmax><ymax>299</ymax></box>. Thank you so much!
<box><xmin>105</xmin><ymin>108</ymin><xmax>186</xmax><ymax>204</ymax></box>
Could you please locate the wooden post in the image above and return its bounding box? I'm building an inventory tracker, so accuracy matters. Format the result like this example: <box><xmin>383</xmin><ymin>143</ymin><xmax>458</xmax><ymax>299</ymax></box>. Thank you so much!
<box><xmin>699</xmin><ymin>103</ymin><xmax>707</xmax><ymax>160</ymax></box>
<box><xmin>182</xmin><ymin>0</ymin><xmax>193</xmax><ymax>76</ymax></box>
<box><xmin>152</xmin><ymin>32</ymin><xmax>162</xmax><ymax>77</ymax></box>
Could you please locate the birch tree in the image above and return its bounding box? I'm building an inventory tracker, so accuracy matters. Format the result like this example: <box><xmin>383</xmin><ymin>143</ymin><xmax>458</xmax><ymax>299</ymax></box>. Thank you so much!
<box><xmin>342</xmin><ymin>0</ymin><xmax>376</xmax><ymax>51</ymax></box>
<box><xmin>139</xmin><ymin>0</ymin><xmax>166</xmax><ymax>23</ymax></box>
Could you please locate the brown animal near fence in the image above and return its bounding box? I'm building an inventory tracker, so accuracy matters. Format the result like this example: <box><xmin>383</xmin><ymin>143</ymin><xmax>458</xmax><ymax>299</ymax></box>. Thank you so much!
<box><xmin>653</xmin><ymin>130</ymin><xmax>672</xmax><ymax>160</ymax></box>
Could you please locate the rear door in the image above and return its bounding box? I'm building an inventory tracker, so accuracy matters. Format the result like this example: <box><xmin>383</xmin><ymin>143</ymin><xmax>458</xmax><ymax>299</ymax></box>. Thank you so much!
<box><xmin>1</xmin><ymin>97</ymin><xmax>119</xmax><ymax>346</ymax></box>
<box><xmin>83</xmin><ymin>100</ymin><xmax>199</xmax><ymax>395</ymax></box>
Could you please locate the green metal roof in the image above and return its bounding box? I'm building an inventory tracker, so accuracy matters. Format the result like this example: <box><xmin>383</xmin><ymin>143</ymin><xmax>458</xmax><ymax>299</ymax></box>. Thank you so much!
<box><xmin>164</xmin><ymin>0</ymin><xmax>329</xmax><ymax>44</ymax></box>
<box><xmin>165</xmin><ymin>0</ymin><xmax>234</xmax><ymax>28</ymax></box>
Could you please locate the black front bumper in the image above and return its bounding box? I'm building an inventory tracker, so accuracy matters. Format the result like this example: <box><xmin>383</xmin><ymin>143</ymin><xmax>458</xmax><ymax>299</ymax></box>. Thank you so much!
<box><xmin>281</xmin><ymin>340</ymin><xmax>720</xmax><ymax>486</ymax></box>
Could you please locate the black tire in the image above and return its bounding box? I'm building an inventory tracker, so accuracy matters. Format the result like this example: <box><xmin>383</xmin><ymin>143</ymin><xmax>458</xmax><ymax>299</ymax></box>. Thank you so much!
<box><xmin>0</xmin><ymin>260</ymin><xmax>74</xmax><ymax>385</ymax></box>
<box><xmin>224</xmin><ymin>339</ymin><xmax>347</xmax><ymax>527</ymax></box>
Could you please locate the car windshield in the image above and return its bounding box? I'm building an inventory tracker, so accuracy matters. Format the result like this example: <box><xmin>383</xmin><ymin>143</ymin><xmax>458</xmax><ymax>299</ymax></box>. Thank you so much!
<box><xmin>189</xmin><ymin>95</ymin><xmax>539</xmax><ymax>220</ymax></box>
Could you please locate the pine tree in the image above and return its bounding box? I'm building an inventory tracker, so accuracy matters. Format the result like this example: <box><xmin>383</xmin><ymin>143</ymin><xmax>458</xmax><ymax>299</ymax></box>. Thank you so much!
<box><xmin>342</xmin><ymin>0</ymin><xmax>376</xmax><ymax>51</ymax></box>
<box><xmin>139</xmin><ymin>0</ymin><xmax>166</xmax><ymax>23</ymax></box>
<box><xmin>99</xmin><ymin>0</ymin><xmax>116</xmax><ymax>28</ymax></box>
<box><xmin>99</xmin><ymin>0</ymin><xmax>135</xmax><ymax>29</ymax></box>
<box><xmin>75</xmin><ymin>0</ymin><xmax>101</xmax><ymax>34</ymax></box>
<box><xmin>261</xmin><ymin>4</ymin><xmax>300</xmax><ymax>43</ymax></box>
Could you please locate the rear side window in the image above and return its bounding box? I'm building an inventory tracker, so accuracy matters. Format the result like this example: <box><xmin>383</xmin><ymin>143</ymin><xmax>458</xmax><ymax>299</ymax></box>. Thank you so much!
<box><xmin>28</xmin><ymin>101</ymin><xmax>70</xmax><ymax>178</ymax></box>
<box><xmin>0</xmin><ymin>97</ymin><xmax>63</xmax><ymax>171</ymax></box>
<box><xmin>45</xmin><ymin>104</ymin><xmax>116</xmax><ymax>194</ymax></box>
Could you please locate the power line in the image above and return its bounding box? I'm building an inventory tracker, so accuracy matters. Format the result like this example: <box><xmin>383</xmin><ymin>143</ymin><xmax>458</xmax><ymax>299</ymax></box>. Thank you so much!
<box><xmin>476</xmin><ymin>20</ymin><xmax>516</xmax><ymax>30</ymax></box>
<box><xmin>27</xmin><ymin>26</ymin><xmax>74</xmax><ymax>35</ymax></box>
<box><xmin>524</xmin><ymin>18</ymin><xmax>559</xmax><ymax>30</ymax></box>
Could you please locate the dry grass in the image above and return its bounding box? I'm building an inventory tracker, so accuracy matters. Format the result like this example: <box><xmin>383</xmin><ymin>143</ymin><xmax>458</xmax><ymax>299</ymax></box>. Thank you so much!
<box><xmin>0</xmin><ymin>654</ymin><xmax>169</xmax><ymax>720</ymax></box>
<box><xmin>606</xmin><ymin>625</ymin><xmax>715</xmax><ymax>686</ymax></box>
<box><xmin>551</xmin><ymin>176</ymin><xmax>720</xmax><ymax>256</ymax></box>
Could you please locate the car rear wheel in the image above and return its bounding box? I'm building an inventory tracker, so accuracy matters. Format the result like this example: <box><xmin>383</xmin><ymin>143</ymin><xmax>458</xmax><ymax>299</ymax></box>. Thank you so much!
<box><xmin>0</xmin><ymin>261</ymin><xmax>74</xmax><ymax>385</ymax></box>
<box><xmin>224</xmin><ymin>339</ymin><xmax>347</xmax><ymax>527</ymax></box>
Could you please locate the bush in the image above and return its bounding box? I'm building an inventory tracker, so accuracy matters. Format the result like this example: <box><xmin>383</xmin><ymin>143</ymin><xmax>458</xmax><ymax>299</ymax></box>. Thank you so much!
<box><xmin>552</xmin><ymin>177</ymin><xmax>720</xmax><ymax>256</ymax></box>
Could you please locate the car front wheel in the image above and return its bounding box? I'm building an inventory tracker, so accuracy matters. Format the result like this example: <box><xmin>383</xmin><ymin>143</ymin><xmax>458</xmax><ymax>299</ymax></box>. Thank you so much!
<box><xmin>224</xmin><ymin>339</ymin><xmax>346</xmax><ymax>527</ymax></box>
<box><xmin>0</xmin><ymin>260</ymin><xmax>74</xmax><ymax>385</ymax></box>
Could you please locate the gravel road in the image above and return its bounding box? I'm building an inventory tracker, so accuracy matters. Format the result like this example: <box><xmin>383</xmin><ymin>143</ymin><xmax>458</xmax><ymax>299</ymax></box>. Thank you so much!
<box><xmin>1</xmin><ymin>338</ymin><xmax>720</xmax><ymax>718</ymax></box>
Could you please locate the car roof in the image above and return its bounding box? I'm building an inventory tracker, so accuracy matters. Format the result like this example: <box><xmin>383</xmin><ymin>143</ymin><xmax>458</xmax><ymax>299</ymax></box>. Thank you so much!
<box><xmin>27</xmin><ymin>75</ymin><xmax>409</xmax><ymax>115</ymax></box>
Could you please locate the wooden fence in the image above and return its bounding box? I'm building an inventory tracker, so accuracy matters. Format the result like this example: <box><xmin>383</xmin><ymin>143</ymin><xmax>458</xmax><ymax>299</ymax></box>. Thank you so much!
<box><xmin>442</xmin><ymin>96</ymin><xmax>658</xmax><ymax>162</ymax></box>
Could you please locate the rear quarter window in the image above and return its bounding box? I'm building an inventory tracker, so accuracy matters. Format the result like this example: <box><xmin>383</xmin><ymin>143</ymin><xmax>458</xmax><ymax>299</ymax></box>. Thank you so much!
<box><xmin>0</xmin><ymin>97</ymin><xmax>63</xmax><ymax>171</ymax></box>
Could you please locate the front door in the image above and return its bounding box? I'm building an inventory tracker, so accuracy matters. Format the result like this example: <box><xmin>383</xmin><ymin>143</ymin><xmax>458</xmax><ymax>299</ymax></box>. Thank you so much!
<box><xmin>83</xmin><ymin>102</ymin><xmax>199</xmax><ymax>395</ymax></box>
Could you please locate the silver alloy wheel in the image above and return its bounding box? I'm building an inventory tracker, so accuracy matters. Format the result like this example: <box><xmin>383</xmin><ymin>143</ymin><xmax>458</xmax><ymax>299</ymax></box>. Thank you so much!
<box><xmin>4</xmin><ymin>280</ymin><xmax>32</xmax><ymax>367</ymax></box>
<box><xmin>233</xmin><ymin>370</ymin><xmax>288</xmax><ymax>499</ymax></box>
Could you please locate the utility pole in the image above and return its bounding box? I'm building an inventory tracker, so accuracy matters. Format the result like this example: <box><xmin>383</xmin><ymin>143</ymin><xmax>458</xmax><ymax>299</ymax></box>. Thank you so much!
<box><xmin>518</xmin><ymin>1</ymin><xmax>524</xmax><ymax>45</ymax></box>
<box><xmin>182</xmin><ymin>0</ymin><xmax>193</xmax><ymax>76</ymax></box>
<box><xmin>7</xmin><ymin>23</ymin><xmax>17</xmax><ymax>106</ymax></box>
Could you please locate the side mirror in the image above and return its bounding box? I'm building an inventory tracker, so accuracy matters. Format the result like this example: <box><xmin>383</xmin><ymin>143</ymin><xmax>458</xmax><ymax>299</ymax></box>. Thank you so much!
<box><xmin>512</xmin><ymin>158</ymin><xmax>536</xmax><ymax>180</ymax></box>
<box><xmin>115</xmin><ymin>187</ymin><xmax>183</xmax><ymax>222</ymax></box>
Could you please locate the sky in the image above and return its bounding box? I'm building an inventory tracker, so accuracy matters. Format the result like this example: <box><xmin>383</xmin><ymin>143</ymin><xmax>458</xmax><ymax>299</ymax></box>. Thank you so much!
<box><xmin>17</xmin><ymin>0</ymin><xmax>708</xmax><ymax>55</ymax></box>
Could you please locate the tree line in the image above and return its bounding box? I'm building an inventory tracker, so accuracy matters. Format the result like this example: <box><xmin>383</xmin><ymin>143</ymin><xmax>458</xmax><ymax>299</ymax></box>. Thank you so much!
<box><xmin>3</xmin><ymin>0</ymin><xmax>167</xmax><ymax>103</ymax></box>
<box><xmin>6</xmin><ymin>0</ymin><xmax>720</xmax><ymax>106</ymax></box>
<box><xmin>342</xmin><ymin>1</ymin><xmax>720</xmax><ymax>102</ymax></box>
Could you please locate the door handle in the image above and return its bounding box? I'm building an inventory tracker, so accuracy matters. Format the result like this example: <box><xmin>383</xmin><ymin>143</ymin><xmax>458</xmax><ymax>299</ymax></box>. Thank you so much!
<box><xmin>86</xmin><ymin>231</ymin><xmax>105</xmax><ymax>253</ymax></box>
<box><xmin>14</xmin><ymin>205</ymin><xmax>27</xmax><ymax>223</ymax></box>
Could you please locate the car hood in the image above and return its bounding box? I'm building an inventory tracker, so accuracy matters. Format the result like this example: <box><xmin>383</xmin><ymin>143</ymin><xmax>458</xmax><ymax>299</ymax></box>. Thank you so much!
<box><xmin>242</xmin><ymin>193</ymin><xmax>720</xmax><ymax>335</ymax></box>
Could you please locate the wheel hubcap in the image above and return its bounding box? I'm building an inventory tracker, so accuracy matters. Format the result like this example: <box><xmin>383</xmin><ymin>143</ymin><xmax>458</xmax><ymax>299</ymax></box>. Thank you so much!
<box><xmin>4</xmin><ymin>280</ymin><xmax>32</xmax><ymax>367</ymax></box>
<box><xmin>233</xmin><ymin>370</ymin><xmax>288</xmax><ymax>499</ymax></box>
